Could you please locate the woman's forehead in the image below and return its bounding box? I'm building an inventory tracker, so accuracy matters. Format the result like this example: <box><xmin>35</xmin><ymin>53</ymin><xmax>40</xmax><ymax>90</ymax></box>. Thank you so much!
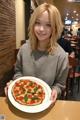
<box><xmin>36</xmin><ymin>11</ymin><xmax>50</xmax><ymax>22</ymax></box>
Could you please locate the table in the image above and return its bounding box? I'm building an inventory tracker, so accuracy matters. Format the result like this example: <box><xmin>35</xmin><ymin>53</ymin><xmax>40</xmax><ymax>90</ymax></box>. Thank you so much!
<box><xmin>0</xmin><ymin>97</ymin><xmax>80</xmax><ymax>120</ymax></box>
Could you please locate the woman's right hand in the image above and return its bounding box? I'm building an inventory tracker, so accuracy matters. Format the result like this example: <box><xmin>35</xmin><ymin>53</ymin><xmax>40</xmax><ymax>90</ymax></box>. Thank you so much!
<box><xmin>4</xmin><ymin>80</ymin><xmax>13</xmax><ymax>96</ymax></box>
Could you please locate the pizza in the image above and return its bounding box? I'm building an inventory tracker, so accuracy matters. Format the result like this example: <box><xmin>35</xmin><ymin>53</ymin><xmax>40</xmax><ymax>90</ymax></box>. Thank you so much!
<box><xmin>12</xmin><ymin>79</ymin><xmax>45</xmax><ymax>106</ymax></box>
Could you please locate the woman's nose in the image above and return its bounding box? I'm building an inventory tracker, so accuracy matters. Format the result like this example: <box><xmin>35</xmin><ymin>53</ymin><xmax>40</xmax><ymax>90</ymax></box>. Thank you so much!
<box><xmin>39</xmin><ymin>25</ymin><xmax>45</xmax><ymax>31</ymax></box>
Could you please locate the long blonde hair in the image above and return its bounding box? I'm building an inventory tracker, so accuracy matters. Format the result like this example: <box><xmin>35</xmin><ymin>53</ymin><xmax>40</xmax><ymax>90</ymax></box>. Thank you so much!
<box><xmin>28</xmin><ymin>3</ymin><xmax>63</xmax><ymax>53</ymax></box>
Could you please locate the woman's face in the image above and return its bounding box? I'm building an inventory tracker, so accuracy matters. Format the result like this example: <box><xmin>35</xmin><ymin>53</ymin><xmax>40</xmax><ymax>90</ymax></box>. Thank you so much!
<box><xmin>34</xmin><ymin>11</ymin><xmax>52</xmax><ymax>42</ymax></box>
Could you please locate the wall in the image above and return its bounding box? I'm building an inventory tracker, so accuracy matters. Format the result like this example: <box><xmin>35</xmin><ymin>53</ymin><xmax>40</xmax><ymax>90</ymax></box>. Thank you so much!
<box><xmin>15</xmin><ymin>0</ymin><xmax>25</xmax><ymax>48</ymax></box>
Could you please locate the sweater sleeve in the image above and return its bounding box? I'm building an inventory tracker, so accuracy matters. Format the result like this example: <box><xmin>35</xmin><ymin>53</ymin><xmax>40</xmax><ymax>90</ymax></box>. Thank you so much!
<box><xmin>52</xmin><ymin>53</ymin><xmax>69</xmax><ymax>98</ymax></box>
<box><xmin>13</xmin><ymin>48</ymin><xmax>23</xmax><ymax>80</ymax></box>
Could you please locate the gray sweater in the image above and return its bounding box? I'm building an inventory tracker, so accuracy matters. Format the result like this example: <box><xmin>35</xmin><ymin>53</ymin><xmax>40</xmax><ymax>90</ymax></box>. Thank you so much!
<box><xmin>14</xmin><ymin>41</ymin><xmax>69</xmax><ymax>97</ymax></box>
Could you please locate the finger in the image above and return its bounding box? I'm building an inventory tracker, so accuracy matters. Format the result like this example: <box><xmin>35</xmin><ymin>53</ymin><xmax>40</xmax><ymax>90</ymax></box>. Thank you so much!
<box><xmin>4</xmin><ymin>80</ymin><xmax>13</xmax><ymax>96</ymax></box>
<box><xmin>50</xmin><ymin>92</ymin><xmax>57</xmax><ymax>104</ymax></box>
<box><xmin>6</xmin><ymin>82</ymin><xmax>10</xmax><ymax>86</ymax></box>
<box><xmin>4</xmin><ymin>86</ymin><xmax>8</xmax><ymax>96</ymax></box>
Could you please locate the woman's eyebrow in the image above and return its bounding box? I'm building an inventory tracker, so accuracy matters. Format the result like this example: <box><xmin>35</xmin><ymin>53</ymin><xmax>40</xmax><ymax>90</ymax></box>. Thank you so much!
<box><xmin>35</xmin><ymin>18</ymin><xmax>40</xmax><ymax>21</ymax></box>
<box><xmin>36</xmin><ymin>19</ymin><xmax>50</xmax><ymax>23</ymax></box>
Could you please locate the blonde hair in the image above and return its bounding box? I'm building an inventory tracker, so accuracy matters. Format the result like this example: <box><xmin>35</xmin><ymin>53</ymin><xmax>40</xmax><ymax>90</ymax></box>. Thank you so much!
<box><xmin>28</xmin><ymin>3</ymin><xmax>63</xmax><ymax>53</ymax></box>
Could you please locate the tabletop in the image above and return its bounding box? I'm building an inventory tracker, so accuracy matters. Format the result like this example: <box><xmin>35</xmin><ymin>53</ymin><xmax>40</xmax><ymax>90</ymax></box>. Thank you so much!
<box><xmin>0</xmin><ymin>97</ymin><xmax>80</xmax><ymax>120</ymax></box>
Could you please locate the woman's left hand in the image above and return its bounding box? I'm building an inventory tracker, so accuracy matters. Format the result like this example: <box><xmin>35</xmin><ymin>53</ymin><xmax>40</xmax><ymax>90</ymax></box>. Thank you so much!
<box><xmin>50</xmin><ymin>89</ymin><xmax>58</xmax><ymax>104</ymax></box>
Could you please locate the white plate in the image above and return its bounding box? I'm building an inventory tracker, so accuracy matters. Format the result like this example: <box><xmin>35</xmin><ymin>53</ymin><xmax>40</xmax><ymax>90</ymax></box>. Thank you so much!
<box><xmin>8</xmin><ymin>76</ymin><xmax>52</xmax><ymax>113</ymax></box>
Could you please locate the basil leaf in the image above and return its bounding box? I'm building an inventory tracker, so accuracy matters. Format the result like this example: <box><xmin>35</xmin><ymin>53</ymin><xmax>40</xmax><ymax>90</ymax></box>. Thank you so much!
<box><xmin>24</xmin><ymin>95</ymin><xmax>28</xmax><ymax>102</ymax></box>
<box><xmin>32</xmin><ymin>96</ymin><xmax>39</xmax><ymax>100</ymax></box>
<box><xmin>34</xmin><ymin>87</ymin><xmax>38</xmax><ymax>93</ymax></box>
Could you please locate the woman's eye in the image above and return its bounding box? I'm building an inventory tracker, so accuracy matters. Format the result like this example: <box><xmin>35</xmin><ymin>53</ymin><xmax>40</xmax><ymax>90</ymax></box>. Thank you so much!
<box><xmin>35</xmin><ymin>21</ymin><xmax>40</xmax><ymax>25</ymax></box>
<box><xmin>46</xmin><ymin>24</ymin><xmax>51</xmax><ymax>27</ymax></box>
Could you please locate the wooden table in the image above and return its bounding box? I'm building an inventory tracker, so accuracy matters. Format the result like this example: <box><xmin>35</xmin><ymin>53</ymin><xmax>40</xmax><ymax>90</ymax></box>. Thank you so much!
<box><xmin>0</xmin><ymin>97</ymin><xmax>80</xmax><ymax>120</ymax></box>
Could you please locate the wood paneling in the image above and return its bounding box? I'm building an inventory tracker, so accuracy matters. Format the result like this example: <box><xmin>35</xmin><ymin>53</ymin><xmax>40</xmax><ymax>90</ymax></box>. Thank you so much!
<box><xmin>0</xmin><ymin>0</ymin><xmax>16</xmax><ymax>80</ymax></box>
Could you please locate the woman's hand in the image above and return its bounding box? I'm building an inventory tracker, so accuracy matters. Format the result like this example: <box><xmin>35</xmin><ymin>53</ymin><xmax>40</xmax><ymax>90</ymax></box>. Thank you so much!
<box><xmin>50</xmin><ymin>88</ymin><xmax>58</xmax><ymax>104</ymax></box>
<box><xmin>4</xmin><ymin>80</ymin><xmax>13</xmax><ymax>96</ymax></box>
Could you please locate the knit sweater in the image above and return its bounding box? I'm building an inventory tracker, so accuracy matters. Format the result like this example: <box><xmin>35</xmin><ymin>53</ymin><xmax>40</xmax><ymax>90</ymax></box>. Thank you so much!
<box><xmin>13</xmin><ymin>40</ymin><xmax>69</xmax><ymax>97</ymax></box>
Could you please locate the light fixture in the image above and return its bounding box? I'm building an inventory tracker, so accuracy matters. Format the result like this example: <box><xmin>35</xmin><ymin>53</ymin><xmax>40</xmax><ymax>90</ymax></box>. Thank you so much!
<box><xmin>68</xmin><ymin>0</ymin><xmax>80</xmax><ymax>2</ymax></box>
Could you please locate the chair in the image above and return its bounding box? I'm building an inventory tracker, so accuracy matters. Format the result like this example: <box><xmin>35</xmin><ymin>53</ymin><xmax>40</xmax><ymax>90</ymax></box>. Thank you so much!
<box><xmin>66</xmin><ymin>56</ymin><xmax>80</xmax><ymax>98</ymax></box>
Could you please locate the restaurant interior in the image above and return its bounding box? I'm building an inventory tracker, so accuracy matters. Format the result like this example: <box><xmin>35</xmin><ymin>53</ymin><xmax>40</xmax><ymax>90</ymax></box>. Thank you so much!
<box><xmin>0</xmin><ymin>0</ymin><xmax>80</xmax><ymax>100</ymax></box>
<box><xmin>0</xmin><ymin>0</ymin><xmax>80</xmax><ymax>120</ymax></box>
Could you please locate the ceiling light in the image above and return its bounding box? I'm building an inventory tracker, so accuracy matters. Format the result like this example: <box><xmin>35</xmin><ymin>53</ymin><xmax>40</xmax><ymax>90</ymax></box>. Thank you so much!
<box><xmin>68</xmin><ymin>0</ymin><xmax>80</xmax><ymax>2</ymax></box>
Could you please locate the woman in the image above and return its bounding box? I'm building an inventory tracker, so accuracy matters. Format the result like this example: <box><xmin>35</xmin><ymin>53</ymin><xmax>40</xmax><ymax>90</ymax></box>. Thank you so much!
<box><xmin>5</xmin><ymin>3</ymin><xmax>69</xmax><ymax>104</ymax></box>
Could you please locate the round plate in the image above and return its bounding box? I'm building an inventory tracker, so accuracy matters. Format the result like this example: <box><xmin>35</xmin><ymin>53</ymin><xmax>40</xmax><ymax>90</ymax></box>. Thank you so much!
<box><xmin>8</xmin><ymin>76</ymin><xmax>52</xmax><ymax>113</ymax></box>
